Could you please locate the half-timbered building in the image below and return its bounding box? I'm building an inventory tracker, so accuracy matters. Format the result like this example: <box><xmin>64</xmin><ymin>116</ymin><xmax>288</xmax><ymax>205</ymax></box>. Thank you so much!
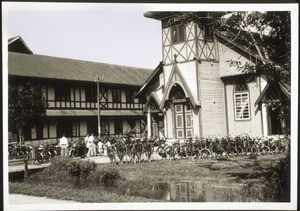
<box><xmin>136</xmin><ymin>12</ymin><xmax>290</xmax><ymax>141</ymax></box>
<box><xmin>8</xmin><ymin>36</ymin><xmax>151</xmax><ymax>142</ymax></box>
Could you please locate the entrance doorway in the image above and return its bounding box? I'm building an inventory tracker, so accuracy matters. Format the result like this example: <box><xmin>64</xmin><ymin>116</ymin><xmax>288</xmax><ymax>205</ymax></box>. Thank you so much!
<box><xmin>174</xmin><ymin>103</ymin><xmax>193</xmax><ymax>139</ymax></box>
<box><xmin>169</xmin><ymin>84</ymin><xmax>193</xmax><ymax>139</ymax></box>
<box><xmin>268</xmin><ymin>107</ymin><xmax>283</xmax><ymax>135</ymax></box>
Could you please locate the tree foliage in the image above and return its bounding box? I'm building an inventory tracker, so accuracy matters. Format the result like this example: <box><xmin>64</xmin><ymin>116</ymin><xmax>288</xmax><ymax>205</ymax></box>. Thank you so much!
<box><xmin>9</xmin><ymin>81</ymin><xmax>47</xmax><ymax>142</ymax></box>
<box><xmin>171</xmin><ymin>11</ymin><xmax>291</xmax><ymax>136</ymax></box>
<box><xmin>219</xmin><ymin>11</ymin><xmax>291</xmax><ymax>136</ymax></box>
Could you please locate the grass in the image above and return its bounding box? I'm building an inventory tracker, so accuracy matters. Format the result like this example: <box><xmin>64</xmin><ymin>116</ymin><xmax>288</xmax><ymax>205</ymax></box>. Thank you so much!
<box><xmin>9</xmin><ymin>182</ymin><xmax>162</xmax><ymax>203</ymax></box>
<box><xmin>9</xmin><ymin>153</ymin><xmax>287</xmax><ymax>203</ymax></box>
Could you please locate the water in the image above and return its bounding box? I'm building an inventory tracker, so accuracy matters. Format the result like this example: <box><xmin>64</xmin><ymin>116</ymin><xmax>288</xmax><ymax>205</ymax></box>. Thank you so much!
<box><xmin>122</xmin><ymin>180</ymin><xmax>260</xmax><ymax>202</ymax></box>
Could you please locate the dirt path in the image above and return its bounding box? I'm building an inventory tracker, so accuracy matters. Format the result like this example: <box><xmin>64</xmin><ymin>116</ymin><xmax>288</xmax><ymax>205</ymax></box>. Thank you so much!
<box><xmin>9</xmin><ymin>194</ymin><xmax>80</xmax><ymax>204</ymax></box>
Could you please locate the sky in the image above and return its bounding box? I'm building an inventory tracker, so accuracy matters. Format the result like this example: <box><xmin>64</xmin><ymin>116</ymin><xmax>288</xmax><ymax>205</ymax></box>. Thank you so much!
<box><xmin>3</xmin><ymin>3</ymin><xmax>298</xmax><ymax>70</ymax></box>
<box><xmin>3</xmin><ymin>3</ymin><xmax>163</xmax><ymax>69</ymax></box>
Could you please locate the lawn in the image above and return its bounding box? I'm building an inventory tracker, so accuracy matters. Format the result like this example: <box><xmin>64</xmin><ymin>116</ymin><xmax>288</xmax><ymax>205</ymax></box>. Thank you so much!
<box><xmin>9</xmin><ymin>153</ymin><xmax>289</xmax><ymax>203</ymax></box>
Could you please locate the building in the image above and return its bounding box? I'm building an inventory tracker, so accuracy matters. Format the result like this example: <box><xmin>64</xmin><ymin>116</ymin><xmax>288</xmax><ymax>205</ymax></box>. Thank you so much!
<box><xmin>8</xmin><ymin>36</ymin><xmax>151</xmax><ymax>142</ymax></box>
<box><xmin>136</xmin><ymin>12</ymin><xmax>290</xmax><ymax>140</ymax></box>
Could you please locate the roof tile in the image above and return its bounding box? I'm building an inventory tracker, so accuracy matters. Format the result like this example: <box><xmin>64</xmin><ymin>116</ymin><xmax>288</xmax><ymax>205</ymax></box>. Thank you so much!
<box><xmin>8</xmin><ymin>52</ymin><xmax>153</xmax><ymax>86</ymax></box>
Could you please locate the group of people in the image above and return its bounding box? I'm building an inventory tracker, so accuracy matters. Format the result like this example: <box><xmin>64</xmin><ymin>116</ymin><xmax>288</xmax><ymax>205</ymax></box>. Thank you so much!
<box><xmin>59</xmin><ymin>133</ymin><xmax>106</xmax><ymax>157</ymax></box>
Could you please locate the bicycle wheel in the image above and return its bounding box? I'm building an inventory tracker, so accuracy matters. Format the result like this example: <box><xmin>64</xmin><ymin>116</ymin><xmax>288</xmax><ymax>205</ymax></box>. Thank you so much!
<box><xmin>227</xmin><ymin>147</ymin><xmax>238</xmax><ymax>157</ymax></box>
<box><xmin>251</xmin><ymin>146</ymin><xmax>259</xmax><ymax>155</ymax></box>
<box><xmin>270</xmin><ymin>145</ymin><xmax>279</xmax><ymax>154</ymax></box>
<box><xmin>200</xmin><ymin>148</ymin><xmax>212</xmax><ymax>159</ymax></box>
<box><xmin>259</xmin><ymin>146</ymin><xmax>270</xmax><ymax>155</ymax></box>
<box><xmin>36</xmin><ymin>152</ymin><xmax>44</xmax><ymax>164</ymax></box>
<box><xmin>157</xmin><ymin>146</ymin><xmax>167</xmax><ymax>158</ymax></box>
<box><xmin>216</xmin><ymin>147</ymin><xmax>227</xmax><ymax>158</ymax></box>
<box><xmin>244</xmin><ymin>147</ymin><xmax>252</xmax><ymax>155</ymax></box>
<box><xmin>236</xmin><ymin>146</ymin><xmax>245</xmax><ymax>157</ymax></box>
<box><xmin>188</xmin><ymin>148</ymin><xmax>200</xmax><ymax>159</ymax></box>
<box><xmin>166</xmin><ymin>146</ymin><xmax>177</xmax><ymax>159</ymax></box>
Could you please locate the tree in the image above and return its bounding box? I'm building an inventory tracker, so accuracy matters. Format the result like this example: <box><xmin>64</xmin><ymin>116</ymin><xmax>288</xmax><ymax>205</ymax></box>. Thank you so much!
<box><xmin>8</xmin><ymin>81</ymin><xmax>47</xmax><ymax>143</ymax></box>
<box><xmin>169</xmin><ymin>11</ymin><xmax>291</xmax><ymax>136</ymax></box>
<box><xmin>219</xmin><ymin>11</ymin><xmax>291</xmax><ymax>136</ymax></box>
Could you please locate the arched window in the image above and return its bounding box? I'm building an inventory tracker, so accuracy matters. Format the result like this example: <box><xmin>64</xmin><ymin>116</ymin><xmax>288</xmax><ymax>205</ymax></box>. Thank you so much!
<box><xmin>169</xmin><ymin>84</ymin><xmax>186</xmax><ymax>100</ymax></box>
<box><xmin>233</xmin><ymin>82</ymin><xmax>250</xmax><ymax>121</ymax></box>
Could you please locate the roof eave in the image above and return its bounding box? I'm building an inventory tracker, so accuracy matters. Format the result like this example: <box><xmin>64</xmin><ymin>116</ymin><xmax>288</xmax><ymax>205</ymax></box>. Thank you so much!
<box><xmin>8</xmin><ymin>36</ymin><xmax>33</xmax><ymax>54</ymax></box>
<box><xmin>134</xmin><ymin>62</ymin><xmax>163</xmax><ymax>97</ymax></box>
<box><xmin>215</xmin><ymin>31</ymin><xmax>262</xmax><ymax>63</ymax></box>
<box><xmin>144</xmin><ymin>11</ymin><xmax>184</xmax><ymax>21</ymax></box>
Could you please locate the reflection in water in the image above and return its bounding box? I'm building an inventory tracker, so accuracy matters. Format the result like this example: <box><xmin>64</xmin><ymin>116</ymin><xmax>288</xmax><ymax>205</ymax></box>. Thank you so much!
<box><xmin>141</xmin><ymin>180</ymin><xmax>260</xmax><ymax>202</ymax></box>
<box><xmin>114</xmin><ymin>180</ymin><xmax>260</xmax><ymax>202</ymax></box>
<box><xmin>170</xmin><ymin>181</ymin><xmax>204</xmax><ymax>202</ymax></box>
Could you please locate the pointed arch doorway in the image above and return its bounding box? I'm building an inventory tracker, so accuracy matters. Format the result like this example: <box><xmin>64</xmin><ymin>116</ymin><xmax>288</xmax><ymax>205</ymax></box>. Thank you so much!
<box><xmin>169</xmin><ymin>85</ymin><xmax>193</xmax><ymax>139</ymax></box>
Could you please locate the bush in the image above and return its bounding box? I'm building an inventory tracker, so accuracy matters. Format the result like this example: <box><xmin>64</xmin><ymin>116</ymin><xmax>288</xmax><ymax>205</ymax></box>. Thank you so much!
<box><xmin>266</xmin><ymin>153</ymin><xmax>290</xmax><ymax>201</ymax></box>
<box><xmin>27</xmin><ymin>157</ymin><xmax>124</xmax><ymax>188</ymax></box>
<box><xmin>88</xmin><ymin>167</ymin><xmax>122</xmax><ymax>187</ymax></box>
<box><xmin>27</xmin><ymin>157</ymin><xmax>96</xmax><ymax>185</ymax></box>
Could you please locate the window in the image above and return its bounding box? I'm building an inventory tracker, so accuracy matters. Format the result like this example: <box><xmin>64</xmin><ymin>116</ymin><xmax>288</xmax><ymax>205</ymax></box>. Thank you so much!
<box><xmin>114</xmin><ymin>119</ymin><xmax>123</xmax><ymax>135</ymax></box>
<box><xmin>55</xmin><ymin>86</ymin><xmax>70</xmax><ymax>101</ymax></box>
<box><xmin>138</xmin><ymin>96</ymin><xmax>147</xmax><ymax>104</ymax></box>
<box><xmin>125</xmin><ymin>89</ymin><xmax>134</xmax><ymax>103</ymax></box>
<box><xmin>128</xmin><ymin>119</ymin><xmax>136</xmax><ymax>129</ymax></box>
<box><xmin>72</xmin><ymin>122</ymin><xmax>78</xmax><ymax>137</ymax></box>
<box><xmin>234</xmin><ymin>83</ymin><xmax>250</xmax><ymax>121</ymax></box>
<box><xmin>152</xmin><ymin>123</ymin><xmax>158</xmax><ymax>137</ymax></box>
<box><xmin>86</xmin><ymin>86</ymin><xmax>97</xmax><ymax>102</ymax></box>
<box><xmin>203</xmin><ymin>24</ymin><xmax>213</xmax><ymax>41</ymax></box>
<box><xmin>170</xmin><ymin>85</ymin><xmax>186</xmax><ymax>101</ymax></box>
<box><xmin>112</xmin><ymin>89</ymin><xmax>121</xmax><ymax>103</ymax></box>
<box><xmin>171</xmin><ymin>24</ymin><xmax>185</xmax><ymax>44</ymax></box>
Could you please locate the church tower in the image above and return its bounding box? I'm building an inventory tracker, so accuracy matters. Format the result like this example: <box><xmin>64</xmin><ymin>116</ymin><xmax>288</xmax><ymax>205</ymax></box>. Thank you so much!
<box><xmin>143</xmin><ymin>12</ymin><xmax>227</xmax><ymax>139</ymax></box>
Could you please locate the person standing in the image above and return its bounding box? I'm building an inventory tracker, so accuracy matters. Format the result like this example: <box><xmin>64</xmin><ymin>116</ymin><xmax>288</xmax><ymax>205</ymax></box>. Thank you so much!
<box><xmin>59</xmin><ymin>134</ymin><xmax>69</xmax><ymax>156</ymax></box>
<box><xmin>98</xmin><ymin>140</ymin><xmax>104</xmax><ymax>156</ymax></box>
<box><xmin>85</xmin><ymin>133</ymin><xmax>89</xmax><ymax>155</ymax></box>
<box><xmin>87</xmin><ymin>133</ymin><xmax>95</xmax><ymax>157</ymax></box>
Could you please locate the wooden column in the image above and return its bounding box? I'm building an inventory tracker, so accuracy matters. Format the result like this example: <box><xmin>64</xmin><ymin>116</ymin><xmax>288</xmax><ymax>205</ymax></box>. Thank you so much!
<box><xmin>147</xmin><ymin>108</ymin><xmax>152</xmax><ymax>138</ymax></box>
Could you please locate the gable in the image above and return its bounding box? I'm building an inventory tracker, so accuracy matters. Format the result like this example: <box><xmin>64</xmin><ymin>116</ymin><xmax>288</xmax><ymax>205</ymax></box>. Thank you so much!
<box><xmin>135</xmin><ymin>62</ymin><xmax>163</xmax><ymax>97</ymax></box>
<box><xmin>8</xmin><ymin>36</ymin><xmax>33</xmax><ymax>54</ymax></box>
<box><xmin>160</xmin><ymin>64</ymin><xmax>200</xmax><ymax>109</ymax></box>
<box><xmin>218</xmin><ymin>41</ymin><xmax>258</xmax><ymax>78</ymax></box>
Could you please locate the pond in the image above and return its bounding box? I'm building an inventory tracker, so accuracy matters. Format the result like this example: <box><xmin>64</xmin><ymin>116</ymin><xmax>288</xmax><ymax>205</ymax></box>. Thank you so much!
<box><xmin>104</xmin><ymin>180</ymin><xmax>260</xmax><ymax>202</ymax></box>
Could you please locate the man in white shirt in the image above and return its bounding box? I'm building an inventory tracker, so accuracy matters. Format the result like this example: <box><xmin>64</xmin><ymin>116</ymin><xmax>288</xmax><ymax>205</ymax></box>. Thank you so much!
<box><xmin>87</xmin><ymin>133</ymin><xmax>96</xmax><ymax>157</ymax></box>
<box><xmin>59</xmin><ymin>134</ymin><xmax>69</xmax><ymax>156</ymax></box>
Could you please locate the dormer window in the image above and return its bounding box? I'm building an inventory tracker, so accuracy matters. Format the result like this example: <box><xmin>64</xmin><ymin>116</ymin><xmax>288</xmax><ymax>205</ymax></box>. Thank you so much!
<box><xmin>171</xmin><ymin>24</ymin><xmax>185</xmax><ymax>44</ymax></box>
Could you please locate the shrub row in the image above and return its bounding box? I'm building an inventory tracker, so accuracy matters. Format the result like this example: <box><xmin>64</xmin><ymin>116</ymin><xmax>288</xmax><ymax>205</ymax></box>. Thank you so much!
<box><xmin>27</xmin><ymin>157</ymin><xmax>121</xmax><ymax>187</ymax></box>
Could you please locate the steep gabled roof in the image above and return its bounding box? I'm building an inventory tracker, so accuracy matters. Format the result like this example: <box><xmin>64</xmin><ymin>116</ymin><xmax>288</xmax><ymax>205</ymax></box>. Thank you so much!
<box><xmin>215</xmin><ymin>30</ymin><xmax>262</xmax><ymax>78</ymax></box>
<box><xmin>8</xmin><ymin>36</ymin><xmax>33</xmax><ymax>54</ymax></box>
<box><xmin>8</xmin><ymin>52</ymin><xmax>153</xmax><ymax>86</ymax></box>
<box><xmin>135</xmin><ymin>62</ymin><xmax>163</xmax><ymax>96</ymax></box>
<box><xmin>215</xmin><ymin>30</ymin><xmax>261</xmax><ymax>63</ymax></box>
<box><xmin>255</xmin><ymin>81</ymin><xmax>291</xmax><ymax>107</ymax></box>
<box><xmin>142</xmin><ymin>92</ymin><xmax>162</xmax><ymax>113</ymax></box>
<box><xmin>160</xmin><ymin>64</ymin><xmax>200</xmax><ymax>109</ymax></box>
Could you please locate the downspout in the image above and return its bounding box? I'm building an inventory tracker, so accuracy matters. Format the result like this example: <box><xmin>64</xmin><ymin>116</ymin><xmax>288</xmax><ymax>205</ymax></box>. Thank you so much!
<box><xmin>223</xmin><ymin>81</ymin><xmax>229</xmax><ymax>136</ymax></box>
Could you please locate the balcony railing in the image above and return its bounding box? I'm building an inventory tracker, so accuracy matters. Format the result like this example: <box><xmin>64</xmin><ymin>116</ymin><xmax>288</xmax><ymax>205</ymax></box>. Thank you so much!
<box><xmin>47</xmin><ymin>100</ymin><xmax>145</xmax><ymax>110</ymax></box>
